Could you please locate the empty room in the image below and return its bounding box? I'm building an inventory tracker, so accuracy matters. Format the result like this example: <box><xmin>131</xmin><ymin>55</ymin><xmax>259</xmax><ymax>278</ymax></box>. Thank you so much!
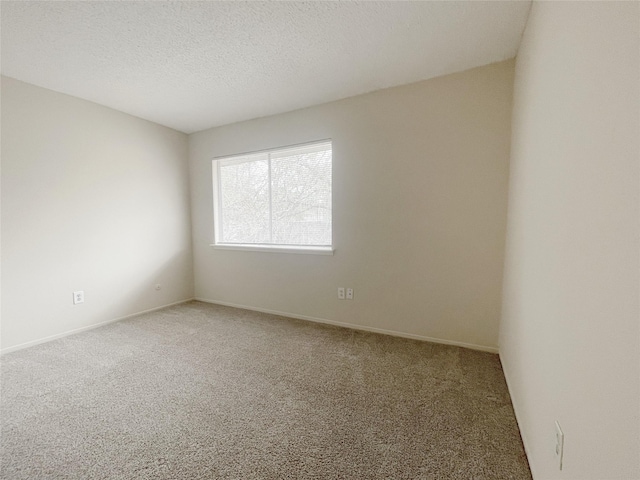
<box><xmin>1</xmin><ymin>1</ymin><xmax>638</xmax><ymax>479</ymax></box>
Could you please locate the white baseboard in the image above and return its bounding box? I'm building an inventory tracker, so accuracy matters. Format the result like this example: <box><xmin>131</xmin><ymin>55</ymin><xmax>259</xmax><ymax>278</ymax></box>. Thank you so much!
<box><xmin>499</xmin><ymin>354</ymin><xmax>536</xmax><ymax>479</ymax></box>
<box><xmin>195</xmin><ymin>297</ymin><xmax>499</xmax><ymax>354</ymax></box>
<box><xmin>2</xmin><ymin>296</ymin><xmax>499</xmax><ymax>356</ymax></box>
<box><xmin>1</xmin><ymin>298</ymin><xmax>195</xmax><ymax>355</ymax></box>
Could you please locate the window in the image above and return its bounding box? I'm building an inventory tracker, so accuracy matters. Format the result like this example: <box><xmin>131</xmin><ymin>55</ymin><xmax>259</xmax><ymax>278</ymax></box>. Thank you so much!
<box><xmin>212</xmin><ymin>140</ymin><xmax>332</xmax><ymax>254</ymax></box>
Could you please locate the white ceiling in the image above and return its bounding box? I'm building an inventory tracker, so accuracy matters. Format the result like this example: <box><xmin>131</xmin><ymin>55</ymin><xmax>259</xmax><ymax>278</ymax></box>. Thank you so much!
<box><xmin>1</xmin><ymin>1</ymin><xmax>531</xmax><ymax>134</ymax></box>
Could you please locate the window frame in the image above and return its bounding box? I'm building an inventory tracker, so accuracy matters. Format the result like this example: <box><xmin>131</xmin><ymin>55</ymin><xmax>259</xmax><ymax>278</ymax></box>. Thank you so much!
<box><xmin>210</xmin><ymin>140</ymin><xmax>334</xmax><ymax>255</ymax></box>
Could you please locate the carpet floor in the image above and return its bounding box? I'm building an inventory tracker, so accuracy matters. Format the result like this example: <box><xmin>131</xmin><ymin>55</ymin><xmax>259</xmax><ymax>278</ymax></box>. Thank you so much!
<box><xmin>1</xmin><ymin>301</ymin><xmax>531</xmax><ymax>479</ymax></box>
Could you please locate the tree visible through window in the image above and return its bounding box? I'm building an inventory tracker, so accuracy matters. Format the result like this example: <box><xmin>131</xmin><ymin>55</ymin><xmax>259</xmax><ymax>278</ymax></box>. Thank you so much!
<box><xmin>213</xmin><ymin>141</ymin><xmax>332</xmax><ymax>248</ymax></box>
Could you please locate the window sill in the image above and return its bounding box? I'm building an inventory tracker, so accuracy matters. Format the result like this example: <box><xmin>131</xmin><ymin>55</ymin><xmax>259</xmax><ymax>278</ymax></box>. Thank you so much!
<box><xmin>210</xmin><ymin>244</ymin><xmax>334</xmax><ymax>255</ymax></box>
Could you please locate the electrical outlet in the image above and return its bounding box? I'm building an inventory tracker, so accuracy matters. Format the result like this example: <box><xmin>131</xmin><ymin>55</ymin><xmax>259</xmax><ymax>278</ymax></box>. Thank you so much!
<box><xmin>73</xmin><ymin>291</ymin><xmax>84</xmax><ymax>305</ymax></box>
<box><xmin>338</xmin><ymin>287</ymin><xmax>345</xmax><ymax>299</ymax></box>
<box><xmin>346</xmin><ymin>288</ymin><xmax>354</xmax><ymax>300</ymax></box>
<box><xmin>555</xmin><ymin>421</ymin><xmax>564</xmax><ymax>470</ymax></box>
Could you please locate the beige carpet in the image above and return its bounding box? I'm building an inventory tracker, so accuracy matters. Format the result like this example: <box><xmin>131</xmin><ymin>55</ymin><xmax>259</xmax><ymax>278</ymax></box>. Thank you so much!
<box><xmin>0</xmin><ymin>301</ymin><xmax>531</xmax><ymax>479</ymax></box>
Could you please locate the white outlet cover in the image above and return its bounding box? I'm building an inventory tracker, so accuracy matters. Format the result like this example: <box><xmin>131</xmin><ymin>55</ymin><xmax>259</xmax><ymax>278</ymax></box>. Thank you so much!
<box><xmin>346</xmin><ymin>288</ymin><xmax>354</xmax><ymax>299</ymax></box>
<box><xmin>338</xmin><ymin>287</ymin><xmax>345</xmax><ymax>299</ymax></box>
<box><xmin>73</xmin><ymin>291</ymin><xmax>84</xmax><ymax>305</ymax></box>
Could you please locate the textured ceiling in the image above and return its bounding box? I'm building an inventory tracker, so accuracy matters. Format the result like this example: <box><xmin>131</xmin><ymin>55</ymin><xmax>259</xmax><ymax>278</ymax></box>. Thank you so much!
<box><xmin>1</xmin><ymin>1</ymin><xmax>531</xmax><ymax>134</ymax></box>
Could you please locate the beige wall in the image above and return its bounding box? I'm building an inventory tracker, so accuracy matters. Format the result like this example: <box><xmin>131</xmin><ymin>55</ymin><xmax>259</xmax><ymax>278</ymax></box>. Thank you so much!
<box><xmin>500</xmin><ymin>2</ymin><xmax>639</xmax><ymax>479</ymax></box>
<box><xmin>189</xmin><ymin>61</ymin><xmax>514</xmax><ymax>352</ymax></box>
<box><xmin>1</xmin><ymin>77</ymin><xmax>194</xmax><ymax>351</ymax></box>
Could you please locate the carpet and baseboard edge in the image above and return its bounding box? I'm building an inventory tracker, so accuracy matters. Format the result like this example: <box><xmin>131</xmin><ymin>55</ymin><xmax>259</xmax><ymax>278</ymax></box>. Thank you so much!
<box><xmin>0</xmin><ymin>298</ymin><xmax>195</xmax><ymax>355</ymax></box>
<box><xmin>2</xmin><ymin>297</ymin><xmax>499</xmax><ymax>355</ymax></box>
<box><xmin>195</xmin><ymin>297</ymin><xmax>499</xmax><ymax>354</ymax></box>
<box><xmin>500</xmin><ymin>356</ymin><xmax>537</xmax><ymax>479</ymax></box>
